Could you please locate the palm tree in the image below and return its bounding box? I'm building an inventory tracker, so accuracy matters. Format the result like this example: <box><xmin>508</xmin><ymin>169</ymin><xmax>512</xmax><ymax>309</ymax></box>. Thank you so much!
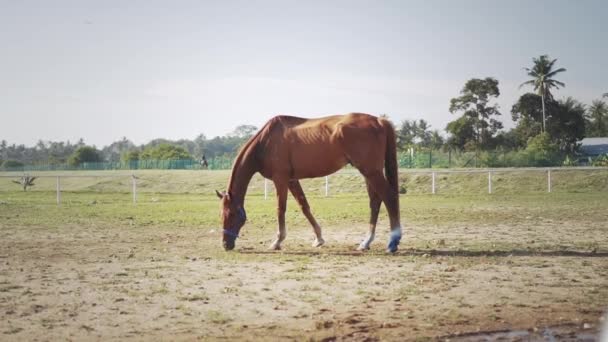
<box><xmin>12</xmin><ymin>176</ymin><xmax>36</xmax><ymax>191</ymax></box>
<box><xmin>519</xmin><ymin>55</ymin><xmax>567</xmax><ymax>132</ymax></box>
<box><xmin>586</xmin><ymin>100</ymin><xmax>608</xmax><ymax>137</ymax></box>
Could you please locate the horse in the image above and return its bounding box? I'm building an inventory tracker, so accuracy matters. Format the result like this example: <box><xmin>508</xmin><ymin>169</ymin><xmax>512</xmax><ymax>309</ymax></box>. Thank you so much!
<box><xmin>215</xmin><ymin>113</ymin><xmax>402</xmax><ymax>253</ymax></box>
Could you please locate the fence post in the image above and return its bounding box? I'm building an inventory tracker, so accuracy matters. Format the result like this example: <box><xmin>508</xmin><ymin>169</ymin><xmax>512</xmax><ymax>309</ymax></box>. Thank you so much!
<box><xmin>431</xmin><ymin>172</ymin><xmax>436</xmax><ymax>195</ymax></box>
<box><xmin>325</xmin><ymin>176</ymin><xmax>329</xmax><ymax>197</ymax></box>
<box><xmin>56</xmin><ymin>176</ymin><xmax>61</xmax><ymax>205</ymax></box>
<box><xmin>410</xmin><ymin>148</ymin><xmax>414</xmax><ymax>168</ymax></box>
<box><xmin>488</xmin><ymin>171</ymin><xmax>492</xmax><ymax>194</ymax></box>
<box><xmin>547</xmin><ymin>169</ymin><xmax>552</xmax><ymax>193</ymax></box>
<box><xmin>264</xmin><ymin>178</ymin><xmax>268</xmax><ymax>200</ymax></box>
<box><xmin>448</xmin><ymin>149</ymin><xmax>452</xmax><ymax>168</ymax></box>
<box><xmin>429</xmin><ymin>149</ymin><xmax>432</xmax><ymax>168</ymax></box>
<box><xmin>132</xmin><ymin>175</ymin><xmax>137</xmax><ymax>204</ymax></box>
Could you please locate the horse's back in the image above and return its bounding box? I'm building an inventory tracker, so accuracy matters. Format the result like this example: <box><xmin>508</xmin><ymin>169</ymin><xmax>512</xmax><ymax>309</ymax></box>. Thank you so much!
<box><xmin>257</xmin><ymin>113</ymin><xmax>387</xmax><ymax>179</ymax></box>
<box><xmin>264</xmin><ymin>113</ymin><xmax>380</xmax><ymax>132</ymax></box>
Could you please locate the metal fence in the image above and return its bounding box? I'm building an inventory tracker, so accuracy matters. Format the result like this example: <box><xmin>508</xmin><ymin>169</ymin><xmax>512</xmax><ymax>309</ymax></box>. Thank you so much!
<box><xmin>3</xmin><ymin>149</ymin><xmax>599</xmax><ymax>172</ymax></box>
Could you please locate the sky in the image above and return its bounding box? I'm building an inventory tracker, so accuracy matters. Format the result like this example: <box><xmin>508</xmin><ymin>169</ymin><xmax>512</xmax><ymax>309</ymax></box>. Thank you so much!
<box><xmin>1</xmin><ymin>0</ymin><xmax>607</xmax><ymax>147</ymax></box>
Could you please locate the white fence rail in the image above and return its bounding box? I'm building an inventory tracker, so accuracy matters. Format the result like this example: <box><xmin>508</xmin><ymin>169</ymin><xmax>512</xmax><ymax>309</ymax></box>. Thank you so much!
<box><xmin>0</xmin><ymin>174</ymin><xmax>139</xmax><ymax>205</ymax></box>
<box><xmin>261</xmin><ymin>167</ymin><xmax>606</xmax><ymax>199</ymax></box>
<box><xmin>1</xmin><ymin>167</ymin><xmax>606</xmax><ymax>205</ymax></box>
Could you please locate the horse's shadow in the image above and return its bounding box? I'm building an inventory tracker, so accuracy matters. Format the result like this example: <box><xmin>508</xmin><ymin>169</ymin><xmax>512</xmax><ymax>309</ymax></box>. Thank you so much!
<box><xmin>239</xmin><ymin>248</ymin><xmax>608</xmax><ymax>258</ymax></box>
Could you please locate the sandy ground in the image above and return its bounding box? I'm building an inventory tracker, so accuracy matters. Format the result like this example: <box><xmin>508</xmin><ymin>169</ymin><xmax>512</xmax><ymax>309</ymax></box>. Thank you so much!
<box><xmin>1</xmin><ymin>220</ymin><xmax>607</xmax><ymax>341</ymax></box>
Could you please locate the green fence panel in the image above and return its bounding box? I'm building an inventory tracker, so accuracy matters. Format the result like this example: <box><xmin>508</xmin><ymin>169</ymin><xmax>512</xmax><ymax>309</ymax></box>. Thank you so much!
<box><xmin>1</xmin><ymin>150</ymin><xmax>587</xmax><ymax>172</ymax></box>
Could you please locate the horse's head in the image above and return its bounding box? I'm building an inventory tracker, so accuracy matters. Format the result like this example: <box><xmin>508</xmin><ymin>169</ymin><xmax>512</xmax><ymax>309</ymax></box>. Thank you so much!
<box><xmin>215</xmin><ymin>190</ymin><xmax>247</xmax><ymax>251</ymax></box>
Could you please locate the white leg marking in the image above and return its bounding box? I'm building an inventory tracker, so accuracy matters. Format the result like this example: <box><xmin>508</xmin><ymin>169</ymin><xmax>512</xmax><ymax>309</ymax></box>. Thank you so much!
<box><xmin>312</xmin><ymin>237</ymin><xmax>325</xmax><ymax>247</ymax></box>
<box><xmin>390</xmin><ymin>226</ymin><xmax>402</xmax><ymax>239</ymax></box>
<box><xmin>357</xmin><ymin>233</ymin><xmax>375</xmax><ymax>251</ymax></box>
<box><xmin>269</xmin><ymin>239</ymin><xmax>281</xmax><ymax>250</ymax></box>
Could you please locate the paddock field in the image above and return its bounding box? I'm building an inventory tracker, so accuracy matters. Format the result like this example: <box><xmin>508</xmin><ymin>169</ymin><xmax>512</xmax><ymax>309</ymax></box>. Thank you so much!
<box><xmin>0</xmin><ymin>170</ymin><xmax>607</xmax><ymax>341</ymax></box>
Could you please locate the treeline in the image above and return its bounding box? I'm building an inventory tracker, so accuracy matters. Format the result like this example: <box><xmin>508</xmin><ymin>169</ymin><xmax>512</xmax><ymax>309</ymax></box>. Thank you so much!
<box><xmin>0</xmin><ymin>125</ymin><xmax>258</xmax><ymax>169</ymax></box>
<box><xmin>2</xmin><ymin>55</ymin><xmax>607</xmax><ymax>170</ymax></box>
<box><xmin>394</xmin><ymin>55</ymin><xmax>607</xmax><ymax>167</ymax></box>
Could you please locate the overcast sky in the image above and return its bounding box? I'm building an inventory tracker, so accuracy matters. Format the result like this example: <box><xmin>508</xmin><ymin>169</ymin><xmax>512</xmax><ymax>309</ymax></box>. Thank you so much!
<box><xmin>1</xmin><ymin>0</ymin><xmax>607</xmax><ymax>147</ymax></box>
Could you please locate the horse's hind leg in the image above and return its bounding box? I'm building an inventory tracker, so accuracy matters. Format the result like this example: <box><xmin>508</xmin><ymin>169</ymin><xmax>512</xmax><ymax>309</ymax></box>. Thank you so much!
<box><xmin>289</xmin><ymin>180</ymin><xmax>324</xmax><ymax>247</ymax></box>
<box><xmin>358</xmin><ymin>179</ymin><xmax>382</xmax><ymax>250</ymax></box>
<box><xmin>363</xmin><ymin>171</ymin><xmax>402</xmax><ymax>253</ymax></box>
<box><xmin>269</xmin><ymin>180</ymin><xmax>288</xmax><ymax>250</ymax></box>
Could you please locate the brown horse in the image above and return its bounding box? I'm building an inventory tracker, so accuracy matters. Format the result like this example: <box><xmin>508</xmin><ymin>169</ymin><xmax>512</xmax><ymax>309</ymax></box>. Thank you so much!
<box><xmin>215</xmin><ymin>113</ymin><xmax>402</xmax><ymax>252</ymax></box>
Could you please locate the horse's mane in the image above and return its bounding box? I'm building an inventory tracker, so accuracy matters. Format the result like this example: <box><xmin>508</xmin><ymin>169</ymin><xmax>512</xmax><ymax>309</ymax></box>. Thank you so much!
<box><xmin>227</xmin><ymin>116</ymin><xmax>285</xmax><ymax>192</ymax></box>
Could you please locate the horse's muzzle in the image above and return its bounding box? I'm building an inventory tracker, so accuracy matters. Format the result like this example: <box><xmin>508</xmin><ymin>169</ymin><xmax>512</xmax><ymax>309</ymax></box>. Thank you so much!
<box><xmin>223</xmin><ymin>238</ymin><xmax>235</xmax><ymax>251</ymax></box>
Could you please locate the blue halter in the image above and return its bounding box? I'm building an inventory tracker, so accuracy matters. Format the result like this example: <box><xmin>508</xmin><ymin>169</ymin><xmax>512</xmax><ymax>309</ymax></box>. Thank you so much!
<box><xmin>223</xmin><ymin>207</ymin><xmax>246</xmax><ymax>239</ymax></box>
<box><xmin>223</xmin><ymin>229</ymin><xmax>239</xmax><ymax>238</ymax></box>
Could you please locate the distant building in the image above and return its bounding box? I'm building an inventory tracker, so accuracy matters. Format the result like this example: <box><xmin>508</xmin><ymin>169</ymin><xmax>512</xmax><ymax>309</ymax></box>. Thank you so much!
<box><xmin>579</xmin><ymin>137</ymin><xmax>608</xmax><ymax>157</ymax></box>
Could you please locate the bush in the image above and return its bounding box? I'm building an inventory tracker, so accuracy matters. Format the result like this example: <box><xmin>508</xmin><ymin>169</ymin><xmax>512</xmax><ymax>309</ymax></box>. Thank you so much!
<box><xmin>478</xmin><ymin>151</ymin><xmax>506</xmax><ymax>167</ymax></box>
<box><xmin>140</xmin><ymin>144</ymin><xmax>192</xmax><ymax>160</ymax></box>
<box><xmin>562</xmin><ymin>155</ymin><xmax>578</xmax><ymax>167</ymax></box>
<box><xmin>68</xmin><ymin>146</ymin><xmax>103</xmax><ymax>167</ymax></box>
<box><xmin>592</xmin><ymin>154</ymin><xmax>608</xmax><ymax>167</ymax></box>
<box><xmin>516</xmin><ymin>133</ymin><xmax>562</xmax><ymax>167</ymax></box>
<box><xmin>1</xmin><ymin>160</ymin><xmax>24</xmax><ymax>170</ymax></box>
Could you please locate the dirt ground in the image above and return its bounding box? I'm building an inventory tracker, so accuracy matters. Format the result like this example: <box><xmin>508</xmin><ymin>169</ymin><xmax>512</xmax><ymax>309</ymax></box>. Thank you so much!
<box><xmin>1</xmin><ymin>217</ymin><xmax>607</xmax><ymax>341</ymax></box>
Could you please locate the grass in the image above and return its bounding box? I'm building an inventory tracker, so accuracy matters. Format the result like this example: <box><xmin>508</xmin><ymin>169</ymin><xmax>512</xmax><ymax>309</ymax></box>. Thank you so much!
<box><xmin>1</xmin><ymin>168</ymin><xmax>607</xmax><ymax>195</ymax></box>
<box><xmin>0</xmin><ymin>169</ymin><xmax>607</xmax><ymax>257</ymax></box>
<box><xmin>0</xmin><ymin>190</ymin><xmax>606</xmax><ymax>230</ymax></box>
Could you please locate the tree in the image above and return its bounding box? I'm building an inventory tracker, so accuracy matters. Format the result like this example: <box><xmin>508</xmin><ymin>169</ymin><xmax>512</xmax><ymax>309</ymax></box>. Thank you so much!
<box><xmin>416</xmin><ymin>120</ymin><xmax>432</xmax><ymax>148</ymax></box>
<box><xmin>140</xmin><ymin>144</ymin><xmax>192</xmax><ymax>160</ymax></box>
<box><xmin>397</xmin><ymin>119</ymin><xmax>438</xmax><ymax>150</ymax></box>
<box><xmin>448</xmin><ymin>77</ymin><xmax>503</xmax><ymax>150</ymax></box>
<box><xmin>493</xmin><ymin>130</ymin><xmax>520</xmax><ymax>150</ymax></box>
<box><xmin>511</xmin><ymin>93</ymin><xmax>545</xmax><ymax>147</ymax></box>
<box><xmin>397</xmin><ymin>120</ymin><xmax>417</xmax><ymax>150</ymax></box>
<box><xmin>121</xmin><ymin>150</ymin><xmax>140</xmax><ymax>162</ymax></box>
<box><xmin>0</xmin><ymin>140</ymin><xmax>7</xmax><ymax>163</ymax></box>
<box><xmin>193</xmin><ymin>133</ymin><xmax>207</xmax><ymax>158</ymax></box>
<box><xmin>68</xmin><ymin>146</ymin><xmax>103</xmax><ymax>167</ymax></box>
<box><xmin>548</xmin><ymin>98</ymin><xmax>586</xmax><ymax>154</ymax></box>
<box><xmin>429</xmin><ymin>130</ymin><xmax>445</xmax><ymax>150</ymax></box>
<box><xmin>144</xmin><ymin>138</ymin><xmax>173</xmax><ymax>149</ymax></box>
<box><xmin>445</xmin><ymin>115</ymin><xmax>477</xmax><ymax>150</ymax></box>
<box><xmin>585</xmin><ymin>100</ymin><xmax>608</xmax><ymax>137</ymax></box>
<box><xmin>102</xmin><ymin>137</ymin><xmax>136</xmax><ymax>162</ymax></box>
<box><xmin>229</xmin><ymin>125</ymin><xmax>258</xmax><ymax>139</ymax></box>
<box><xmin>519</xmin><ymin>55</ymin><xmax>567</xmax><ymax>132</ymax></box>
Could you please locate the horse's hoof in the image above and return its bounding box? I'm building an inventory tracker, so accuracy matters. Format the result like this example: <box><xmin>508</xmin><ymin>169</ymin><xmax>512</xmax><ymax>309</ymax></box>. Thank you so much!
<box><xmin>269</xmin><ymin>243</ymin><xmax>281</xmax><ymax>251</ymax></box>
<box><xmin>387</xmin><ymin>230</ymin><xmax>401</xmax><ymax>253</ymax></box>
<box><xmin>386</xmin><ymin>241</ymin><xmax>399</xmax><ymax>253</ymax></box>
<box><xmin>312</xmin><ymin>238</ymin><xmax>325</xmax><ymax>247</ymax></box>
<box><xmin>387</xmin><ymin>239</ymin><xmax>400</xmax><ymax>253</ymax></box>
<box><xmin>357</xmin><ymin>244</ymin><xmax>370</xmax><ymax>251</ymax></box>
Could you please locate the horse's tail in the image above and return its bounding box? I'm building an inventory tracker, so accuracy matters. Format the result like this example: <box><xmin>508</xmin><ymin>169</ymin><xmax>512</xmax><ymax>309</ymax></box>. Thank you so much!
<box><xmin>380</xmin><ymin>118</ymin><xmax>399</xmax><ymax>195</ymax></box>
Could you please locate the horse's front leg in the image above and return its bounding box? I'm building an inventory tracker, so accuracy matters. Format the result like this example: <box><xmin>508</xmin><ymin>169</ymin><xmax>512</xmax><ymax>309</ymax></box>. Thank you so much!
<box><xmin>269</xmin><ymin>181</ymin><xmax>288</xmax><ymax>250</ymax></box>
<box><xmin>289</xmin><ymin>180</ymin><xmax>324</xmax><ymax>247</ymax></box>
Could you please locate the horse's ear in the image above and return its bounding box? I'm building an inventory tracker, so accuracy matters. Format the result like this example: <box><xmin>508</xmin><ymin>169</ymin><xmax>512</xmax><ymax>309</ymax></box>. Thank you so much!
<box><xmin>215</xmin><ymin>190</ymin><xmax>223</xmax><ymax>199</ymax></box>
